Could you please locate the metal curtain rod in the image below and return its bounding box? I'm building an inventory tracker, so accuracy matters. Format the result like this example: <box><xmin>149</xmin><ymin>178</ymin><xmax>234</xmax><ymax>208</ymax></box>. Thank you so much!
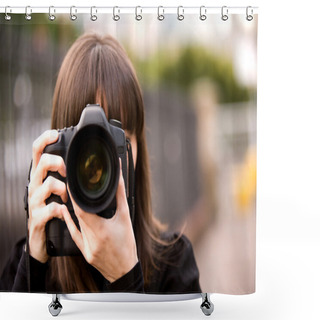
<box><xmin>0</xmin><ymin>6</ymin><xmax>259</xmax><ymax>15</ymax></box>
<box><xmin>0</xmin><ymin>6</ymin><xmax>258</xmax><ymax>22</ymax></box>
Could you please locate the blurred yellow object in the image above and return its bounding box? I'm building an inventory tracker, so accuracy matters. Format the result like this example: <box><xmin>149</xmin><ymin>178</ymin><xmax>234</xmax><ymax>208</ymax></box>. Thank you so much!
<box><xmin>234</xmin><ymin>146</ymin><xmax>257</xmax><ymax>216</ymax></box>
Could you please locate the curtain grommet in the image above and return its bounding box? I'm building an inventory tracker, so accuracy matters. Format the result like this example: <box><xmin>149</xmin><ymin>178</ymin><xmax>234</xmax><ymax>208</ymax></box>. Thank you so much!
<box><xmin>177</xmin><ymin>6</ymin><xmax>184</xmax><ymax>21</ymax></box>
<box><xmin>25</xmin><ymin>6</ymin><xmax>32</xmax><ymax>21</ymax></box>
<box><xmin>113</xmin><ymin>6</ymin><xmax>120</xmax><ymax>21</ymax></box>
<box><xmin>157</xmin><ymin>6</ymin><xmax>165</xmax><ymax>21</ymax></box>
<box><xmin>246</xmin><ymin>6</ymin><xmax>254</xmax><ymax>21</ymax></box>
<box><xmin>49</xmin><ymin>6</ymin><xmax>56</xmax><ymax>21</ymax></box>
<box><xmin>5</xmin><ymin>6</ymin><xmax>12</xmax><ymax>21</ymax></box>
<box><xmin>135</xmin><ymin>6</ymin><xmax>142</xmax><ymax>21</ymax></box>
<box><xmin>200</xmin><ymin>6</ymin><xmax>207</xmax><ymax>21</ymax></box>
<box><xmin>70</xmin><ymin>6</ymin><xmax>77</xmax><ymax>21</ymax></box>
<box><xmin>90</xmin><ymin>6</ymin><xmax>98</xmax><ymax>21</ymax></box>
<box><xmin>221</xmin><ymin>6</ymin><xmax>229</xmax><ymax>21</ymax></box>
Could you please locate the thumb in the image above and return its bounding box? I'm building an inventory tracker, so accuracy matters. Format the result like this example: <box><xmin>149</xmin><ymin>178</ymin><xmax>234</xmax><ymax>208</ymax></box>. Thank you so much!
<box><xmin>115</xmin><ymin>160</ymin><xmax>130</xmax><ymax>221</ymax></box>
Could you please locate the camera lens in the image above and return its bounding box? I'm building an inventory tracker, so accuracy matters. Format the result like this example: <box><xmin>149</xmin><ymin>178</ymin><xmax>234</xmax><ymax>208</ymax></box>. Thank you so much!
<box><xmin>77</xmin><ymin>139</ymin><xmax>111</xmax><ymax>198</ymax></box>
<box><xmin>67</xmin><ymin>124</ymin><xmax>119</xmax><ymax>213</ymax></box>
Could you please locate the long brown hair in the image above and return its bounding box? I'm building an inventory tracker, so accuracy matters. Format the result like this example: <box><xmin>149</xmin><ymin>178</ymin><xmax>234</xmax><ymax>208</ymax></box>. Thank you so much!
<box><xmin>48</xmin><ymin>33</ymin><xmax>167</xmax><ymax>292</ymax></box>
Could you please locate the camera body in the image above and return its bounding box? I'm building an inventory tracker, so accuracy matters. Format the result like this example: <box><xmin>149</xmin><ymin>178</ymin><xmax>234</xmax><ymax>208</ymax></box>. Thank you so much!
<box><xmin>44</xmin><ymin>104</ymin><xmax>128</xmax><ymax>256</ymax></box>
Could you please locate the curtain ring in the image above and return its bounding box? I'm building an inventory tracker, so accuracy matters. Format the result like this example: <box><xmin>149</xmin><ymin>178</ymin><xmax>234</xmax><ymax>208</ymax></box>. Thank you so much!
<box><xmin>246</xmin><ymin>6</ymin><xmax>254</xmax><ymax>21</ymax></box>
<box><xmin>135</xmin><ymin>6</ymin><xmax>142</xmax><ymax>21</ymax></box>
<box><xmin>221</xmin><ymin>6</ymin><xmax>228</xmax><ymax>21</ymax></box>
<box><xmin>49</xmin><ymin>6</ymin><xmax>56</xmax><ymax>21</ymax></box>
<box><xmin>25</xmin><ymin>6</ymin><xmax>32</xmax><ymax>21</ymax></box>
<box><xmin>90</xmin><ymin>6</ymin><xmax>97</xmax><ymax>21</ymax></box>
<box><xmin>200</xmin><ymin>6</ymin><xmax>207</xmax><ymax>21</ymax></box>
<box><xmin>177</xmin><ymin>6</ymin><xmax>184</xmax><ymax>21</ymax></box>
<box><xmin>157</xmin><ymin>6</ymin><xmax>164</xmax><ymax>21</ymax></box>
<box><xmin>70</xmin><ymin>6</ymin><xmax>77</xmax><ymax>21</ymax></box>
<box><xmin>5</xmin><ymin>6</ymin><xmax>12</xmax><ymax>21</ymax></box>
<box><xmin>113</xmin><ymin>6</ymin><xmax>120</xmax><ymax>21</ymax></box>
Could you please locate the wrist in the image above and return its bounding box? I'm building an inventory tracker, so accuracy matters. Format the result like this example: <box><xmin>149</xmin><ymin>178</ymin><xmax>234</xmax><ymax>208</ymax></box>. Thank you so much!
<box><xmin>102</xmin><ymin>256</ymin><xmax>138</xmax><ymax>283</ymax></box>
<box><xmin>106</xmin><ymin>261</ymin><xmax>144</xmax><ymax>293</ymax></box>
<box><xmin>29</xmin><ymin>243</ymin><xmax>48</xmax><ymax>264</ymax></box>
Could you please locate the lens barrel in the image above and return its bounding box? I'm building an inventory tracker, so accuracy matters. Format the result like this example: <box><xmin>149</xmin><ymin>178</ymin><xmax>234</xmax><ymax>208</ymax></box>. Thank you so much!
<box><xmin>66</xmin><ymin>124</ymin><xmax>119</xmax><ymax>213</ymax></box>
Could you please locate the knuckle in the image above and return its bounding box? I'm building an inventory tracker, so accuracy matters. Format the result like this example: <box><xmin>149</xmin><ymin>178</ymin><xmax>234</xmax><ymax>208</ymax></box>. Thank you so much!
<box><xmin>29</xmin><ymin>209</ymin><xmax>42</xmax><ymax>231</ymax></box>
<box><xmin>43</xmin><ymin>129</ymin><xmax>52</xmax><ymax>136</ymax></box>
<box><xmin>86</xmin><ymin>252</ymin><xmax>95</xmax><ymax>265</ymax></box>
<box><xmin>32</xmin><ymin>130</ymin><xmax>53</xmax><ymax>158</ymax></box>
<box><xmin>57</xmin><ymin>157</ymin><xmax>66</xmax><ymax>174</ymax></box>
<box><xmin>88</xmin><ymin>242</ymin><xmax>100</xmax><ymax>263</ymax></box>
<box><xmin>92</xmin><ymin>248</ymin><xmax>99</xmax><ymax>262</ymax></box>
<box><xmin>37</xmin><ymin>154</ymin><xmax>47</xmax><ymax>171</ymax></box>
<box><xmin>43</xmin><ymin>175</ymin><xmax>52</xmax><ymax>188</ymax></box>
<box><xmin>40</xmin><ymin>153</ymin><xmax>50</xmax><ymax>164</ymax></box>
<box><xmin>28</xmin><ymin>188</ymin><xmax>40</xmax><ymax>211</ymax></box>
<box><xmin>32</xmin><ymin>139</ymin><xmax>40</xmax><ymax>155</ymax></box>
<box><xmin>28</xmin><ymin>196</ymin><xmax>36</xmax><ymax>211</ymax></box>
<box><xmin>48</xmin><ymin>202</ymin><xmax>59</xmax><ymax>216</ymax></box>
<box><xmin>28</xmin><ymin>181</ymin><xmax>34</xmax><ymax>197</ymax></box>
<box><xmin>58</xmin><ymin>156</ymin><xmax>64</xmax><ymax>167</ymax></box>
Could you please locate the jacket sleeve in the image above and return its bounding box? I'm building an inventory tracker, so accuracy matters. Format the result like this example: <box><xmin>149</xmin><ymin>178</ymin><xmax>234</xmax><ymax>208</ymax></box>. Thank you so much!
<box><xmin>0</xmin><ymin>239</ymin><xmax>25</xmax><ymax>291</ymax></box>
<box><xmin>155</xmin><ymin>234</ymin><xmax>202</xmax><ymax>294</ymax></box>
<box><xmin>103</xmin><ymin>261</ymin><xmax>144</xmax><ymax>293</ymax></box>
<box><xmin>0</xmin><ymin>238</ymin><xmax>48</xmax><ymax>293</ymax></box>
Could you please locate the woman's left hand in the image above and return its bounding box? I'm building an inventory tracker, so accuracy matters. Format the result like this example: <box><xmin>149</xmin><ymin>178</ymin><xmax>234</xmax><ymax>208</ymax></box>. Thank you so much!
<box><xmin>62</xmin><ymin>164</ymin><xmax>138</xmax><ymax>283</ymax></box>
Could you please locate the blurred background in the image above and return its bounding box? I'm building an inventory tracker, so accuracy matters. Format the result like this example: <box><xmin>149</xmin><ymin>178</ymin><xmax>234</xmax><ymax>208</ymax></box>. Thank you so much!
<box><xmin>0</xmin><ymin>13</ymin><xmax>257</xmax><ymax>293</ymax></box>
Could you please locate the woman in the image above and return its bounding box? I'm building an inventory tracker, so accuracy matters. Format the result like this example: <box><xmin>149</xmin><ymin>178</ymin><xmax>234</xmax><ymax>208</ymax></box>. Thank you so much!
<box><xmin>0</xmin><ymin>33</ymin><xmax>200</xmax><ymax>294</ymax></box>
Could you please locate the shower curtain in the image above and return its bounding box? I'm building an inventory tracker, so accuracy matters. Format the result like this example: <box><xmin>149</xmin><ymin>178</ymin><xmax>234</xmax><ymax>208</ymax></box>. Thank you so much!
<box><xmin>0</xmin><ymin>7</ymin><xmax>257</xmax><ymax>295</ymax></box>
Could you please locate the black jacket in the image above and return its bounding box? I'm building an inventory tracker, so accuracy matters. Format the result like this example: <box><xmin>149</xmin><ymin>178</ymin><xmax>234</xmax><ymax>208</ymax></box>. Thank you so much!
<box><xmin>0</xmin><ymin>233</ymin><xmax>201</xmax><ymax>294</ymax></box>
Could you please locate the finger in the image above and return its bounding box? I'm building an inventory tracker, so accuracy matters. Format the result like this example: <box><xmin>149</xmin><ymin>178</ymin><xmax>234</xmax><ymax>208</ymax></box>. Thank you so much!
<box><xmin>31</xmin><ymin>202</ymin><xmax>65</xmax><ymax>229</ymax></box>
<box><xmin>33</xmin><ymin>153</ymin><xmax>66</xmax><ymax>187</ymax></box>
<box><xmin>30</xmin><ymin>176</ymin><xmax>68</xmax><ymax>209</ymax></box>
<box><xmin>115</xmin><ymin>164</ymin><xmax>130</xmax><ymax>221</ymax></box>
<box><xmin>31</xmin><ymin>130</ymin><xmax>59</xmax><ymax>176</ymax></box>
<box><xmin>61</xmin><ymin>205</ymin><xmax>84</xmax><ymax>252</ymax></box>
<box><xmin>67</xmin><ymin>186</ymin><xmax>97</xmax><ymax>228</ymax></box>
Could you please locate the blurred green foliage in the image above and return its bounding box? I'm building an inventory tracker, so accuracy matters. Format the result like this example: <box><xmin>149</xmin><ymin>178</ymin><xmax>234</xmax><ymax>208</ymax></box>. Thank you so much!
<box><xmin>131</xmin><ymin>45</ymin><xmax>250</xmax><ymax>104</ymax></box>
<box><xmin>0</xmin><ymin>13</ymin><xmax>79</xmax><ymax>43</ymax></box>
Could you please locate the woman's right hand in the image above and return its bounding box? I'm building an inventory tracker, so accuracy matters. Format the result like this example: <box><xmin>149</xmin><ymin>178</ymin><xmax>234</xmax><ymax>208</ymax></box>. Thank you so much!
<box><xmin>27</xmin><ymin>130</ymin><xmax>68</xmax><ymax>263</ymax></box>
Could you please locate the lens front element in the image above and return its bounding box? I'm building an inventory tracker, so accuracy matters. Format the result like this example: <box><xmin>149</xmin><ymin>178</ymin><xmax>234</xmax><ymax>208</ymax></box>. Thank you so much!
<box><xmin>77</xmin><ymin>139</ymin><xmax>111</xmax><ymax>198</ymax></box>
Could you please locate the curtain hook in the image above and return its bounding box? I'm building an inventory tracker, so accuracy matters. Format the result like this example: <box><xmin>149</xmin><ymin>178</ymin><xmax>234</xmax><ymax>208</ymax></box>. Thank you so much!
<box><xmin>25</xmin><ymin>6</ymin><xmax>32</xmax><ymax>21</ymax></box>
<box><xmin>177</xmin><ymin>6</ymin><xmax>184</xmax><ymax>21</ymax></box>
<box><xmin>5</xmin><ymin>6</ymin><xmax>12</xmax><ymax>21</ymax></box>
<box><xmin>246</xmin><ymin>6</ymin><xmax>254</xmax><ymax>21</ymax></box>
<box><xmin>135</xmin><ymin>6</ymin><xmax>142</xmax><ymax>21</ymax></box>
<box><xmin>113</xmin><ymin>6</ymin><xmax>120</xmax><ymax>21</ymax></box>
<box><xmin>90</xmin><ymin>6</ymin><xmax>97</xmax><ymax>21</ymax></box>
<box><xmin>221</xmin><ymin>6</ymin><xmax>228</xmax><ymax>21</ymax></box>
<box><xmin>70</xmin><ymin>6</ymin><xmax>77</xmax><ymax>21</ymax></box>
<box><xmin>49</xmin><ymin>6</ymin><xmax>56</xmax><ymax>21</ymax></box>
<box><xmin>157</xmin><ymin>6</ymin><xmax>165</xmax><ymax>21</ymax></box>
<box><xmin>200</xmin><ymin>5</ymin><xmax>207</xmax><ymax>21</ymax></box>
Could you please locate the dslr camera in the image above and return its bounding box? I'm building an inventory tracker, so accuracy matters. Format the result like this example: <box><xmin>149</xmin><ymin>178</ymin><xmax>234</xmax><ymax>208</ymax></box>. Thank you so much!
<box><xmin>42</xmin><ymin>104</ymin><xmax>134</xmax><ymax>256</ymax></box>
